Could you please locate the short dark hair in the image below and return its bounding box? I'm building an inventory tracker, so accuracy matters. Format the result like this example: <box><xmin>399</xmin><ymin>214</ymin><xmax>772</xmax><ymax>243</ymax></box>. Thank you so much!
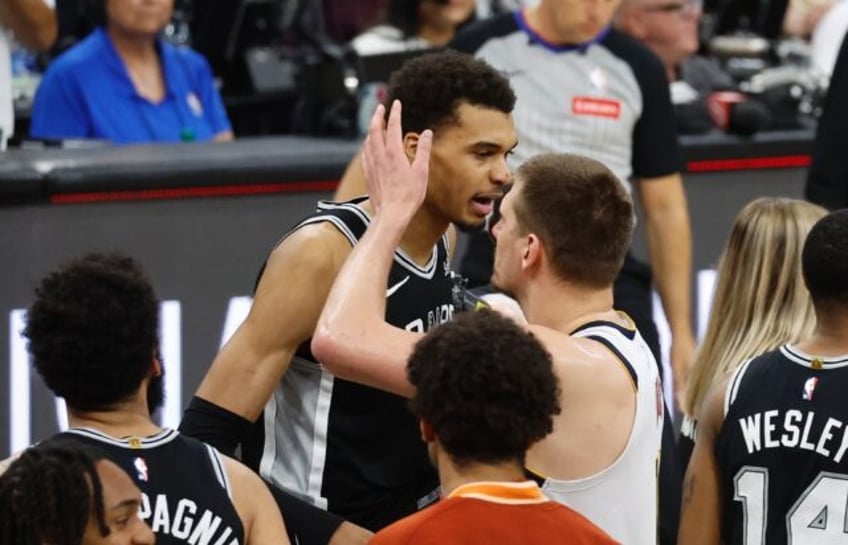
<box><xmin>23</xmin><ymin>253</ymin><xmax>159</xmax><ymax>412</ymax></box>
<box><xmin>0</xmin><ymin>439</ymin><xmax>110</xmax><ymax>545</ymax></box>
<box><xmin>802</xmin><ymin>209</ymin><xmax>848</xmax><ymax>305</ymax></box>
<box><xmin>513</xmin><ymin>153</ymin><xmax>634</xmax><ymax>287</ymax></box>
<box><xmin>385</xmin><ymin>49</ymin><xmax>515</xmax><ymax>135</ymax></box>
<box><xmin>407</xmin><ymin>310</ymin><xmax>560</xmax><ymax>467</ymax></box>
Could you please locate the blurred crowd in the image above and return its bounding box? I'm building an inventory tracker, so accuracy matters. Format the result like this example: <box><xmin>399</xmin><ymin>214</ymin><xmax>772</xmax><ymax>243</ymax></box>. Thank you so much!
<box><xmin>1</xmin><ymin>0</ymin><xmax>846</xmax><ymax>149</ymax></box>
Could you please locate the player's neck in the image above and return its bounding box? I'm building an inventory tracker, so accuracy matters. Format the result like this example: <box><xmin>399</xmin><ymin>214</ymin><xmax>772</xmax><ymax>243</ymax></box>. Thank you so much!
<box><xmin>797</xmin><ymin>305</ymin><xmax>848</xmax><ymax>356</ymax></box>
<box><xmin>436</xmin><ymin>450</ymin><xmax>528</xmax><ymax>497</ymax></box>
<box><xmin>521</xmin><ymin>278</ymin><xmax>615</xmax><ymax>333</ymax></box>
<box><xmin>397</xmin><ymin>207</ymin><xmax>450</xmax><ymax>266</ymax></box>
<box><xmin>67</xmin><ymin>400</ymin><xmax>162</xmax><ymax>438</ymax></box>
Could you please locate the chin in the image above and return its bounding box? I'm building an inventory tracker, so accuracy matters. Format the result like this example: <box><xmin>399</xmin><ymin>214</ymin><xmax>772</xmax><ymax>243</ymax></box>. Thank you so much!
<box><xmin>454</xmin><ymin>216</ymin><xmax>487</xmax><ymax>232</ymax></box>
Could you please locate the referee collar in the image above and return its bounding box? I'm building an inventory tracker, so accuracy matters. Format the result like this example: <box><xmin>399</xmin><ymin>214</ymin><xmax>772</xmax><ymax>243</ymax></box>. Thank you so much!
<box><xmin>514</xmin><ymin>9</ymin><xmax>610</xmax><ymax>53</ymax></box>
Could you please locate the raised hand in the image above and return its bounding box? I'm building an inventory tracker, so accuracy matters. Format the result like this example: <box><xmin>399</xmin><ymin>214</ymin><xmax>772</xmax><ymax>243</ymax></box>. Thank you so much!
<box><xmin>361</xmin><ymin>100</ymin><xmax>432</xmax><ymax>219</ymax></box>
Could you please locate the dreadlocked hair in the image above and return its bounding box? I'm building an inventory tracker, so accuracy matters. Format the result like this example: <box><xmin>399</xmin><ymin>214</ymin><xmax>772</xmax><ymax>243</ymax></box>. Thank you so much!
<box><xmin>0</xmin><ymin>440</ymin><xmax>110</xmax><ymax>545</ymax></box>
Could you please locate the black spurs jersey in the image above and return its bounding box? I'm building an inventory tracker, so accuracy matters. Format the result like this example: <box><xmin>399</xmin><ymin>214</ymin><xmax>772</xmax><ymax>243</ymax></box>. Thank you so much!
<box><xmin>55</xmin><ymin>428</ymin><xmax>244</xmax><ymax>545</ymax></box>
<box><xmin>249</xmin><ymin>199</ymin><xmax>451</xmax><ymax>531</ymax></box>
<box><xmin>716</xmin><ymin>345</ymin><xmax>848</xmax><ymax>545</ymax></box>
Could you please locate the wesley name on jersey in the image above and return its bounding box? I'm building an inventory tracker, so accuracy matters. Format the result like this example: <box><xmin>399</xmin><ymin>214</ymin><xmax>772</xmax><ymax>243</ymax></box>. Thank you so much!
<box><xmin>736</xmin><ymin>408</ymin><xmax>848</xmax><ymax>463</ymax></box>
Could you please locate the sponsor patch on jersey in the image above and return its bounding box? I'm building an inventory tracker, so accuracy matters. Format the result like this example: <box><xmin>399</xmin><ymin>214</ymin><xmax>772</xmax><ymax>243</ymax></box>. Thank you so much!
<box><xmin>133</xmin><ymin>456</ymin><xmax>149</xmax><ymax>482</ymax></box>
<box><xmin>571</xmin><ymin>97</ymin><xmax>621</xmax><ymax>119</ymax></box>
<box><xmin>802</xmin><ymin>376</ymin><xmax>819</xmax><ymax>401</ymax></box>
<box><xmin>655</xmin><ymin>377</ymin><xmax>664</xmax><ymax>422</ymax></box>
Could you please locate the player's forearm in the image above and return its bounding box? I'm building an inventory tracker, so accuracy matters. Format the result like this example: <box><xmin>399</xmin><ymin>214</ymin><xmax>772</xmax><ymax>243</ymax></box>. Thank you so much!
<box><xmin>0</xmin><ymin>0</ymin><xmax>56</xmax><ymax>51</ymax></box>
<box><xmin>195</xmin><ymin>340</ymin><xmax>290</xmax><ymax>422</ymax></box>
<box><xmin>313</xmin><ymin>214</ymin><xmax>416</xmax><ymax>396</ymax></box>
<box><xmin>677</xmin><ymin>473</ymin><xmax>722</xmax><ymax>545</ymax></box>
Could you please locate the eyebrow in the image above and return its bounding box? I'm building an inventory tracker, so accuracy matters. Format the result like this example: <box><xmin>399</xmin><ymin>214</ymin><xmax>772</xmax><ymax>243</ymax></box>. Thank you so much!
<box><xmin>471</xmin><ymin>140</ymin><xmax>519</xmax><ymax>151</ymax></box>
<box><xmin>108</xmin><ymin>499</ymin><xmax>142</xmax><ymax>512</ymax></box>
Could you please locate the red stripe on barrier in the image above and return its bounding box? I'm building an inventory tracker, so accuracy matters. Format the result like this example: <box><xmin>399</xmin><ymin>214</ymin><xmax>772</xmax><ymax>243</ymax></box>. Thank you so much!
<box><xmin>49</xmin><ymin>180</ymin><xmax>340</xmax><ymax>204</ymax></box>
<box><xmin>686</xmin><ymin>155</ymin><xmax>811</xmax><ymax>172</ymax></box>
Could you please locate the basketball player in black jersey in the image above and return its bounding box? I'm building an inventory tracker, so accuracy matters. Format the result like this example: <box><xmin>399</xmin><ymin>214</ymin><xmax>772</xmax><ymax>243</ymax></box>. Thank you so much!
<box><xmin>180</xmin><ymin>50</ymin><xmax>517</xmax><ymax>532</ymax></box>
<box><xmin>679</xmin><ymin>209</ymin><xmax>848</xmax><ymax>545</ymax></box>
<box><xmin>313</xmin><ymin>102</ymin><xmax>664</xmax><ymax>544</ymax></box>
<box><xmin>19</xmin><ymin>253</ymin><xmax>288</xmax><ymax>545</ymax></box>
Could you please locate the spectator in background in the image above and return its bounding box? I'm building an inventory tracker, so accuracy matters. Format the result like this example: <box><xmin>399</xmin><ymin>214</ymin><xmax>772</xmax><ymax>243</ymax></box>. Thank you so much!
<box><xmin>807</xmin><ymin>31</ymin><xmax>848</xmax><ymax>208</ymax></box>
<box><xmin>352</xmin><ymin>0</ymin><xmax>477</xmax><ymax>55</ymax></box>
<box><xmin>678</xmin><ymin>197</ymin><xmax>825</xmax><ymax>468</ymax></box>
<box><xmin>30</xmin><ymin>0</ymin><xmax>232</xmax><ymax>144</ymax></box>
<box><xmin>322</xmin><ymin>0</ymin><xmax>389</xmax><ymax>44</ymax></box>
<box><xmin>0</xmin><ymin>0</ymin><xmax>56</xmax><ymax>148</ymax></box>
<box><xmin>0</xmin><ymin>439</ymin><xmax>155</xmax><ymax>545</ymax></box>
<box><xmin>371</xmin><ymin>311</ymin><xmax>617</xmax><ymax>545</ymax></box>
<box><xmin>614</xmin><ymin>0</ymin><xmax>736</xmax><ymax>134</ymax></box>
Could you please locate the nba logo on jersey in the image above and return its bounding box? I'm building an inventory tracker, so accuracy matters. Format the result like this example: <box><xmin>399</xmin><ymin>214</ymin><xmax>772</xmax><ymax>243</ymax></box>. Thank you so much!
<box><xmin>802</xmin><ymin>377</ymin><xmax>819</xmax><ymax>401</ymax></box>
<box><xmin>134</xmin><ymin>457</ymin><xmax>149</xmax><ymax>482</ymax></box>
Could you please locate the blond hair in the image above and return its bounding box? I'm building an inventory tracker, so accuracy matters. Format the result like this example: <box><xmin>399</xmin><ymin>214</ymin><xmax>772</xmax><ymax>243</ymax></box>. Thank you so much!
<box><xmin>683</xmin><ymin>197</ymin><xmax>827</xmax><ymax>417</ymax></box>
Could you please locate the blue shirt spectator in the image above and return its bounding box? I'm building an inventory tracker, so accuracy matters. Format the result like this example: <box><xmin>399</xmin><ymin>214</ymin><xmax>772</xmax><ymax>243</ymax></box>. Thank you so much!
<box><xmin>31</xmin><ymin>26</ymin><xmax>231</xmax><ymax>144</ymax></box>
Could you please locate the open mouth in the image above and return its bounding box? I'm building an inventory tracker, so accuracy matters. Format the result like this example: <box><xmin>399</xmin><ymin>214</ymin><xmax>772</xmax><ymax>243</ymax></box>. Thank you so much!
<box><xmin>470</xmin><ymin>195</ymin><xmax>497</xmax><ymax>216</ymax></box>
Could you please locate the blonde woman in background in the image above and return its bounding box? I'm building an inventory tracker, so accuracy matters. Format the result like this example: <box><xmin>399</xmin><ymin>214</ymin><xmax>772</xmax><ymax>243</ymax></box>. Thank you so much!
<box><xmin>678</xmin><ymin>197</ymin><xmax>827</xmax><ymax>467</ymax></box>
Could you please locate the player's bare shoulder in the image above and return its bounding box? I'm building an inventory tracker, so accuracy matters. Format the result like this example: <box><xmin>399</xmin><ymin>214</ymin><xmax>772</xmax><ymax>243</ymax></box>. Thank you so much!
<box><xmin>528</xmin><ymin>317</ymin><xmax>636</xmax><ymax>399</ymax></box>
<box><xmin>259</xmin><ymin>220</ymin><xmax>354</xmax><ymax>293</ymax></box>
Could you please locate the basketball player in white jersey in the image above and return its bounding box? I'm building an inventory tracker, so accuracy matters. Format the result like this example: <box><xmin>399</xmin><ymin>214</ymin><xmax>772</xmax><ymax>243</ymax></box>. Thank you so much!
<box><xmin>312</xmin><ymin>101</ymin><xmax>665</xmax><ymax>545</ymax></box>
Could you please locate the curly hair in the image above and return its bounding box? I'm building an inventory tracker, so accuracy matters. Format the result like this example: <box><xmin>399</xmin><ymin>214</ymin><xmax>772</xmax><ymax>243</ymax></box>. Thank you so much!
<box><xmin>513</xmin><ymin>153</ymin><xmax>634</xmax><ymax>288</ymax></box>
<box><xmin>22</xmin><ymin>253</ymin><xmax>159</xmax><ymax>412</ymax></box>
<box><xmin>407</xmin><ymin>310</ymin><xmax>561</xmax><ymax>467</ymax></box>
<box><xmin>385</xmin><ymin>49</ymin><xmax>515</xmax><ymax>135</ymax></box>
<box><xmin>0</xmin><ymin>439</ymin><xmax>109</xmax><ymax>545</ymax></box>
<box><xmin>803</xmin><ymin>209</ymin><xmax>848</xmax><ymax>305</ymax></box>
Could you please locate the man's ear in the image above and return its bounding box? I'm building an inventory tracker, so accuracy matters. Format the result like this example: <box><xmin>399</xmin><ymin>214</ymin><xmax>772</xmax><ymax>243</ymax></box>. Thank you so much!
<box><xmin>521</xmin><ymin>233</ymin><xmax>543</xmax><ymax>271</ymax></box>
<box><xmin>420</xmin><ymin>419</ymin><xmax>436</xmax><ymax>443</ymax></box>
<box><xmin>404</xmin><ymin>132</ymin><xmax>420</xmax><ymax>163</ymax></box>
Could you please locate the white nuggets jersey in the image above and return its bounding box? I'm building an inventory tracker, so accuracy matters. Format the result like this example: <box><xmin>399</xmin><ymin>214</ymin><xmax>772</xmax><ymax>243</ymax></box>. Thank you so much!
<box><xmin>533</xmin><ymin>320</ymin><xmax>664</xmax><ymax>545</ymax></box>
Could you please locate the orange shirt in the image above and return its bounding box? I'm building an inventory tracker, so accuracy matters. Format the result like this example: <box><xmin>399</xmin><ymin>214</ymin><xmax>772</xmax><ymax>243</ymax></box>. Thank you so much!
<box><xmin>370</xmin><ymin>481</ymin><xmax>619</xmax><ymax>544</ymax></box>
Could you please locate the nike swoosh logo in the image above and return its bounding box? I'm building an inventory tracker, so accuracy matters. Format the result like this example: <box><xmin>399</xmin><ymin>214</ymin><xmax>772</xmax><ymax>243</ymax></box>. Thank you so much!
<box><xmin>386</xmin><ymin>276</ymin><xmax>410</xmax><ymax>297</ymax></box>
